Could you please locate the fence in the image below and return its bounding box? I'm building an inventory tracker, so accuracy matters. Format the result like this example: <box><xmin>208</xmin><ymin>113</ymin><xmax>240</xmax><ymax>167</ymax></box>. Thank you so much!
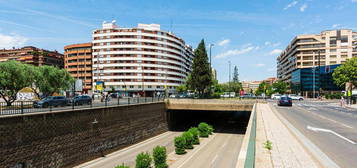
<box><xmin>0</xmin><ymin>96</ymin><xmax>164</xmax><ymax>116</ymax></box>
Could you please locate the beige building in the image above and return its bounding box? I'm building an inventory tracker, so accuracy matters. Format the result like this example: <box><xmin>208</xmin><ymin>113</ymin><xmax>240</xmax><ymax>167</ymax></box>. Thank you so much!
<box><xmin>242</xmin><ymin>81</ymin><xmax>261</xmax><ymax>93</ymax></box>
<box><xmin>277</xmin><ymin>29</ymin><xmax>357</xmax><ymax>82</ymax></box>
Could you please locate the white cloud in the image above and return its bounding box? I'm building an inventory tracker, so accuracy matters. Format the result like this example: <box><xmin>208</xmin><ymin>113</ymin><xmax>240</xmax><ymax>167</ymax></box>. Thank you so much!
<box><xmin>265</xmin><ymin>41</ymin><xmax>281</xmax><ymax>47</ymax></box>
<box><xmin>0</xmin><ymin>33</ymin><xmax>28</xmax><ymax>49</ymax></box>
<box><xmin>270</xmin><ymin>49</ymin><xmax>283</xmax><ymax>55</ymax></box>
<box><xmin>332</xmin><ymin>24</ymin><xmax>340</xmax><ymax>29</ymax></box>
<box><xmin>284</xmin><ymin>1</ymin><xmax>298</xmax><ymax>10</ymax></box>
<box><xmin>300</xmin><ymin>4</ymin><xmax>308</xmax><ymax>12</ymax></box>
<box><xmin>255</xmin><ymin>63</ymin><xmax>265</xmax><ymax>67</ymax></box>
<box><xmin>215</xmin><ymin>44</ymin><xmax>257</xmax><ymax>59</ymax></box>
<box><xmin>267</xmin><ymin>68</ymin><xmax>276</xmax><ymax>72</ymax></box>
<box><xmin>217</xmin><ymin>39</ymin><xmax>230</xmax><ymax>46</ymax></box>
<box><xmin>352</xmin><ymin>0</ymin><xmax>357</xmax><ymax>2</ymax></box>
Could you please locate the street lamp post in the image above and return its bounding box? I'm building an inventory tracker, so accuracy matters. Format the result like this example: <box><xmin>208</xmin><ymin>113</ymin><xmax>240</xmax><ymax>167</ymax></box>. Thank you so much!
<box><xmin>209</xmin><ymin>44</ymin><xmax>214</xmax><ymax>72</ymax></box>
<box><xmin>228</xmin><ymin>61</ymin><xmax>231</xmax><ymax>98</ymax></box>
<box><xmin>318</xmin><ymin>50</ymin><xmax>321</xmax><ymax>99</ymax></box>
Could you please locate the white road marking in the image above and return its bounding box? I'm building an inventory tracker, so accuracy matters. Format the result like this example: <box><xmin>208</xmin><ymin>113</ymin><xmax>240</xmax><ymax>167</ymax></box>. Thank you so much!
<box><xmin>211</xmin><ymin>154</ymin><xmax>218</xmax><ymax>166</ymax></box>
<box><xmin>307</xmin><ymin>125</ymin><xmax>356</xmax><ymax>145</ymax></box>
<box><xmin>295</xmin><ymin>106</ymin><xmax>354</xmax><ymax>129</ymax></box>
<box><xmin>177</xmin><ymin>134</ymin><xmax>217</xmax><ymax>168</ymax></box>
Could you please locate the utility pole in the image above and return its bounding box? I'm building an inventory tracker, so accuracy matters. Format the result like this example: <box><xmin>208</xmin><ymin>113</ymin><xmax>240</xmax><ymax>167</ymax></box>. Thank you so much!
<box><xmin>209</xmin><ymin>44</ymin><xmax>214</xmax><ymax>73</ymax></box>
<box><xmin>229</xmin><ymin>61</ymin><xmax>231</xmax><ymax>97</ymax></box>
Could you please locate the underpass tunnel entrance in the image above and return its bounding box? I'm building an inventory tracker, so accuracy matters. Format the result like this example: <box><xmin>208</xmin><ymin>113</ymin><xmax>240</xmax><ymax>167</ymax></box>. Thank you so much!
<box><xmin>167</xmin><ymin>110</ymin><xmax>251</xmax><ymax>134</ymax></box>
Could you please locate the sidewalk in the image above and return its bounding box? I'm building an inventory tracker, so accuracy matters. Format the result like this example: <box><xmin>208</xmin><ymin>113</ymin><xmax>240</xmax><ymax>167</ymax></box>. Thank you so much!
<box><xmin>257</xmin><ymin>103</ymin><xmax>320</xmax><ymax>168</ymax></box>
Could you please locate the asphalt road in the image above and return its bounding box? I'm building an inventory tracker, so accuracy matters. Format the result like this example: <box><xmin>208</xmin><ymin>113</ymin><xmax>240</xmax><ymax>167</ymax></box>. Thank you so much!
<box><xmin>271</xmin><ymin>100</ymin><xmax>357</xmax><ymax>168</ymax></box>
<box><xmin>75</xmin><ymin>131</ymin><xmax>182</xmax><ymax>168</ymax></box>
<box><xmin>170</xmin><ymin>123</ymin><xmax>244</xmax><ymax>168</ymax></box>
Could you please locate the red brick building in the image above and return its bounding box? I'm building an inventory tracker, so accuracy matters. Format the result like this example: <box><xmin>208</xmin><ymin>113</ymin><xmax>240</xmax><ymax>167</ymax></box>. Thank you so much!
<box><xmin>0</xmin><ymin>46</ymin><xmax>64</xmax><ymax>68</ymax></box>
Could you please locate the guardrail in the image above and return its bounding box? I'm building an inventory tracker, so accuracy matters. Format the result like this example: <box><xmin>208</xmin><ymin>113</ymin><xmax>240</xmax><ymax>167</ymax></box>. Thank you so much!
<box><xmin>0</xmin><ymin>96</ymin><xmax>164</xmax><ymax>116</ymax></box>
<box><xmin>244</xmin><ymin>103</ymin><xmax>257</xmax><ymax>168</ymax></box>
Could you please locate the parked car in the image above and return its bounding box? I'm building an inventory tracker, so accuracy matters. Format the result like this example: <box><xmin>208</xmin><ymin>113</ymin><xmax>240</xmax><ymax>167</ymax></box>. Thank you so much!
<box><xmin>221</xmin><ymin>92</ymin><xmax>236</xmax><ymax>98</ymax></box>
<box><xmin>68</xmin><ymin>95</ymin><xmax>92</xmax><ymax>106</ymax></box>
<box><xmin>277</xmin><ymin>96</ymin><xmax>292</xmax><ymax>106</ymax></box>
<box><xmin>33</xmin><ymin>96</ymin><xmax>68</xmax><ymax>108</ymax></box>
<box><xmin>288</xmin><ymin>94</ymin><xmax>304</xmax><ymax>101</ymax></box>
<box><xmin>240</xmin><ymin>94</ymin><xmax>256</xmax><ymax>99</ymax></box>
<box><xmin>271</xmin><ymin>94</ymin><xmax>282</xmax><ymax>100</ymax></box>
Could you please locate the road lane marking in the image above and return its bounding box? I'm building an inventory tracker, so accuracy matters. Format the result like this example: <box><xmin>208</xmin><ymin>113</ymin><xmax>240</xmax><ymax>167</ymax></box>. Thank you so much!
<box><xmin>176</xmin><ymin>134</ymin><xmax>218</xmax><ymax>168</ymax></box>
<box><xmin>270</xmin><ymin>103</ymin><xmax>341</xmax><ymax>168</ymax></box>
<box><xmin>295</xmin><ymin>105</ymin><xmax>354</xmax><ymax>129</ymax></box>
<box><xmin>211</xmin><ymin>154</ymin><xmax>218</xmax><ymax>166</ymax></box>
<box><xmin>307</xmin><ymin>125</ymin><xmax>356</xmax><ymax>145</ymax></box>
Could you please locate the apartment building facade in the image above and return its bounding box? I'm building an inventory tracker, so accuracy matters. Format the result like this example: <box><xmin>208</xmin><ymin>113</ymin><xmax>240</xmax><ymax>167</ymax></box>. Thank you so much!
<box><xmin>64</xmin><ymin>43</ymin><xmax>92</xmax><ymax>92</ymax></box>
<box><xmin>277</xmin><ymin>29</ymin><xmax>357</xmax><ymax>83</ymax></box>
<box><xmin>0</xmin><ymin>46</ymin><xmax>64</xmax><ymax>68</ymax></box>
<box><xmin>92</xmin><ymin>21</ymin><xmax>194</xmax><ymax>96</ymax></box>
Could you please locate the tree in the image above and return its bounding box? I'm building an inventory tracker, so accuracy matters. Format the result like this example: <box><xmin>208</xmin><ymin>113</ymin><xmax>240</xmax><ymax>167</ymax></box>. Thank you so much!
<box><xmin>35</xmin><ymin>65</ymin><xmax>74</xmax><ymax>97</ymax></box>
<box><xmin>333</xmin><ymin>57</ymin><xmax>357</xmax><ymax>92</ymax></box>
<box><xmin>135</xmin><ymin>152</ymin><xmax>152</xmax><ymax>168</ymax></box>
<box><xmin>186</xmin><ymin>39</ymin><xmax>212</xmax><ymax>96</ymax></box>
<box><xmin>176</xmin><ymin>84</ymin><xmax>187</xmax><ymax>93</ymax></box>
<box><xmin>272</xmin><ymin>81</ymin><xmax>288</xmax><ymax>94</ymax></box>
<box><xmin>153</xmin><ymin>146</ymin><xmax>168</xmax><ymax>168</ymax></box>
<box><xmin>0</xmin><ymin>61</ymin><xmax>33</xmax><ymax>106</ymax></box>
<box><xmin>255</xmin><ymin>82</ymin><xmax>273</xmax><ymax>96</ymax></box>
<box><xmin>233</xmin><ymin>66</ymin><xmax>239</xmax><ymax>83</ymax></box>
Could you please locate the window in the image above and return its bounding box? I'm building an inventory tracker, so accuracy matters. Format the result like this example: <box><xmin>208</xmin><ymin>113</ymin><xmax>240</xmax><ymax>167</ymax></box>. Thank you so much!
<box><xmin>156</xmin><ymin>86</ymin><xmax>161</xmax><ymax>89</ymax></box>
<box><xmin>148</xmin><ymin>85</ymin><xmax>152</xmax><ymax>88</ymax></box>
<box><xmin>330</xmin><ymin>37</ymin><xmax>337</xmax><ymax>46</ymax></box>
<box><xmin>330</xmin><ymin>49</ymin><xmax>336</xmax><ymax>52</ymax></box>
<box><xmin>130</xmin><ymin>85</ymin><xmax>134</xmax><ymax>88</ymax></box>
<box><xmin>341</xmin><ymin>36</ymin><xmax>348</xmax><ymax>43</ymax></box>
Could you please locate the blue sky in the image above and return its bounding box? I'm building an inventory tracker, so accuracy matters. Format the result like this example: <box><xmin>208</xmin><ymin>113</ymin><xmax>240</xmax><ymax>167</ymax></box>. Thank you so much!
<box><xmin>1</xmin><ymin>0</ymin><xmax>357</xmax><ymax>82</ymax></box>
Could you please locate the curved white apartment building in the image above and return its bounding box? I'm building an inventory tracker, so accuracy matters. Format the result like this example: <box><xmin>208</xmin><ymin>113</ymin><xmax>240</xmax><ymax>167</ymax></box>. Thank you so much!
<box><xmin>92</xmin><ymin>21</ymin><xmax>194</xmax><ymax>96</ymax></box>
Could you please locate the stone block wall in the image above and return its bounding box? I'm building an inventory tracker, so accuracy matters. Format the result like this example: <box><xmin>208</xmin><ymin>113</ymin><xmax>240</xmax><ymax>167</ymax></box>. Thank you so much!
<box><xmin>0</xmin><ymin>102</ymin><xmax>168</xmax><ymax>168</ymax></box>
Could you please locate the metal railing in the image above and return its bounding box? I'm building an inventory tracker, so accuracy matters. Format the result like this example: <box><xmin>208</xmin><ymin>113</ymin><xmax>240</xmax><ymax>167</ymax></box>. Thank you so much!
<box><xmin>0</xmin><ymin>96</ymin><xmax>165</xmax><ymax>116</ymax></box>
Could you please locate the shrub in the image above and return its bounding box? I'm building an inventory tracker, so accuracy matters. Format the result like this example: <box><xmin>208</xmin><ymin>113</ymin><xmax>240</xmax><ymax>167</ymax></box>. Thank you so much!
<box><xmin>153</xmin><ymin>146</ymin><xmax>168</xmax><ymax>168</ymax></box>
<box><xmin>264</xmin><ymin>140</ymin><xmax>272</xmax><ymax>150</ymax></box>
<box><xmin>188</xmin><ymin>127</ymin><xmax>200</xmax><ymax>145</ymax></box>
<box><xmin>198</xmin><ymin>122</ymin><xmax>210</xmax><ymax>137</ymax></box>
<box><xmin>115</xmin><ymin>164</ymin><xmax>130</xmax><ymax>168</ymax></box>
<box><xmin>208</xmin><ymin>125</ymin><xmax>214</xmax><ymax>135</ymax></box>
<box><xmin>182</xmin><ymin>131</ymin><xmax>194</xmax><ymax>149</ymax></box>
<box><xmin>135</xmin><ymin>152</ymin><xmax>152</xmax><ymax>168</ymax></box>
<box><xmin>174</xmin><ymin>136</ymin><xmax>187</xmax><ymax>155</ymax></box>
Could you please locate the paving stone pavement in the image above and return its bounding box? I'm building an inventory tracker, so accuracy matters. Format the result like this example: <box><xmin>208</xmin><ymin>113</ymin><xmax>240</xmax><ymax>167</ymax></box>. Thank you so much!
<box><xmin>259</xmin><ymin>103</ymin><xmax>320</xmax><ymax>168</ymax></box>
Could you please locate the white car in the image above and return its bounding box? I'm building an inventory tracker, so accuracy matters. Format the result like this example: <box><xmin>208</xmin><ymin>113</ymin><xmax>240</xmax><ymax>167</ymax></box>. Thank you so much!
<box><xmin>288</xmin><ymin>94</ymin><xmax>304</xmax><ymax>101</ymax></box>
<box><xmin>271</xmin><ymin>94</ymin><xmax>282</xmax><ymax>100</ymax></box>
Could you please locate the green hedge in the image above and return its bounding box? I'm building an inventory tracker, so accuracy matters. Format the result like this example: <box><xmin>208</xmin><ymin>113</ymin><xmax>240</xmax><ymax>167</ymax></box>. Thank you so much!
<box><xmin>153</xmin><ymin>146</ymin><xmax>168</xmax><ymax>168</ymax></box>
<box><xmin>135</xmin><ymin>152</ymin><xmax>152</xmax><ymax>168</ymax></box>
<box><xmin>182</xmin><ymin>131</ymin><xmax>194</xmax><ymax>149</ymax></box>
<box><xmin>198</xmin><ymin>122</ymin><xmax>210</xmax><ymax>137</ymax></box>
<box><xmin>174</xmin><ymin>136</ymin><xmax>187</xmax><ymax>155</ymax></box>
<box><xmin>115</xmin><ymin>164</ymin><xmax>130</xmax><ymax>168</ymax></box>
<box><xmin>188</xmin><ymin>127</ymin><xmax>200</xmax><ymax>145</ymax></box>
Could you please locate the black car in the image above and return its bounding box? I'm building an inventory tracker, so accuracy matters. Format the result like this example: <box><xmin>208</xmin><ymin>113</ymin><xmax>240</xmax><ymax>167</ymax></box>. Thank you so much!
<box><xmin>277</xmin><ymin>96</ymin><xmax>292</xmax><ymax>106</ymax></box>
<box><xmin>69</xmin><ymin>95</ymin><xmax>92</xmax><ymax>106</ymax></box>
<box><xmin>33</xmin><ymin>96</ymin><xmax>68</xmax><ymax>108</ymax></box>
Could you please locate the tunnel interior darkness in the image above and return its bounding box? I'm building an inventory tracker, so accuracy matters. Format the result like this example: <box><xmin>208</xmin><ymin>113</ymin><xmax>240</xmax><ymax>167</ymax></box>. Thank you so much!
<box><xmin>167</xmin><ymin>110</ymin><xmax>251</xmax><ymax>134</ymax></box>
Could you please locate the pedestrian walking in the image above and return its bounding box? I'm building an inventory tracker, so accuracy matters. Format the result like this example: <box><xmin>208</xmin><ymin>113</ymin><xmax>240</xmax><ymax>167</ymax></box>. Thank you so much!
<box><xmin>340</xmin><ymin>96</ymin><xmax>345</xmax><ymax>107</ymax></box>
